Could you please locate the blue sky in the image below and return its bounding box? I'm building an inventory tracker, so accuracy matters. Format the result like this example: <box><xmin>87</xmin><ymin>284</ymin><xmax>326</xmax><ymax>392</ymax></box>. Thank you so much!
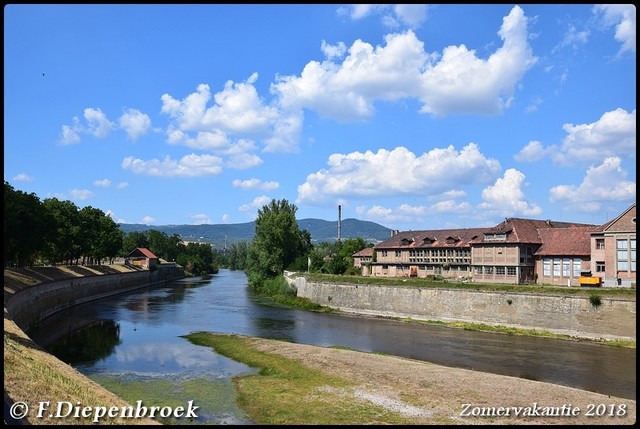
<box><xmin>4</xmin><ymin>4</ymin><xmax>636</xmax><ymax>232</ymax></box>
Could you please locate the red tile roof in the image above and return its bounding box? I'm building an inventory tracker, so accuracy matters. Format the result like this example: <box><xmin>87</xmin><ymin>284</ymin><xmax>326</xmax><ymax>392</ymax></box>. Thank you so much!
<box><xmin>353</xmin><ymin>247</ymin><xmax>374</xmax><ymax>257</ymax></box>
<box><xmin>127</xmin><ymin>247</ymin><xmax>158</xmax><ymax>259</ymax></box>
<box><xmin>534</xmin><ymin>226</ymin><xmax>595</xmax><ymax>256</ymax></box>
<box><xmin>375</xmin><ymin>228</ymin><xmax>486</xmax><ymax>249</ymax></box>
<box><xmin>469</xmin><ymin>218</ymin><xmax>599</xmax><ymax>244</ymax></box>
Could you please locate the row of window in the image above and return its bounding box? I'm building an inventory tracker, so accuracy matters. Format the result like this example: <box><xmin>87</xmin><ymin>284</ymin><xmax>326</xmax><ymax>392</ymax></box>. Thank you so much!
<box><xmin>474</xmin><ymin>266</ymin><xmax>517</xmax><ymax>276</ymax></box>
<box><xmin>542</xmin><ymin>258</ymin><xmax>582</xmax><ymax>277</ymax></box>
<box><xmin>616</xmin><ymin>239</ymin><xmax>636</xmax><ymax>271</ymax></box>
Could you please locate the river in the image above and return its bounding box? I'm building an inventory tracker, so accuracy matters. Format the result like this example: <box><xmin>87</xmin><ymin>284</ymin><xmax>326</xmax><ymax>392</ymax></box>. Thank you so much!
<box><xmin>30</xmin><ymin>269</ymin><xmax>636</xmax><ymax>424</ymax></box>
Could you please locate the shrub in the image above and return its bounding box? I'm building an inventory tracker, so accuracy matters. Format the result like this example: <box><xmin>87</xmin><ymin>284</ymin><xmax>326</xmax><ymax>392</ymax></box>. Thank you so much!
<box><xmin>589</xmin><ymin>293</ymin><xmax>602</xmax><ymax>307</ymax></box>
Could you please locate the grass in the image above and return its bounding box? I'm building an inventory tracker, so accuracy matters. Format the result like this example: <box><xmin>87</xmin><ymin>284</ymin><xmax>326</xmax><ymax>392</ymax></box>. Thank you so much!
<box><xmin>303</xmin><ymin>272</ymin><xmax>637</xmax><ymax>299</ymax></box>
<box><xmin>183</xmin><ymin>332</ymin><xmax>422</xmax><ymax>425</ymax></box>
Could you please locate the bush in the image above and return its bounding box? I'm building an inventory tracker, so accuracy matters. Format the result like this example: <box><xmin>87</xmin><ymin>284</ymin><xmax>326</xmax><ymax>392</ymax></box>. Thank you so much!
<box><xmin>589</xmin><ymin>293</ymin><xmax>602</xmax><ymax>307</ymax></box>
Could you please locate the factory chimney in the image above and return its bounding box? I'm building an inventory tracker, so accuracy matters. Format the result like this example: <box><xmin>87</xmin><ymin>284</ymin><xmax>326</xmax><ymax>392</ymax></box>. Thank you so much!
<box><xmin>337</xmin><ymin>204</ymin><xmax>342</xmax><ymax>242</ymax></box>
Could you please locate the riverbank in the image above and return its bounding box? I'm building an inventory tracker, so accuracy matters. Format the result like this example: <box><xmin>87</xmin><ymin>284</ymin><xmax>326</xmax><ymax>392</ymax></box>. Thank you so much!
<box><xmin>4</xmin><ymin>267</ymin><xmax>636</xmax><ymax>425</ymax></box>
<box><xmin>3</xmin><ymin>265</ymin><xmax>182</xmax><ymax>425</ymax></box>
<box><xmin>186</xmin><ymin>332</ymin><xmax>636</xmax><ymax>425</ymax></box>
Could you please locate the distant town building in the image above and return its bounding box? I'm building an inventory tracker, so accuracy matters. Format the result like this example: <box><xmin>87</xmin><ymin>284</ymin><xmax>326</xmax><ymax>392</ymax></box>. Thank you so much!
<box><xmin>125</xmin><ymin>247</ymin><xmax>159</xmax><ymax>269</ymax></box>
<box><xmin>354</xmin><ymin>203</ymin><xmax>636</xmax><ymax>287</ymax></box>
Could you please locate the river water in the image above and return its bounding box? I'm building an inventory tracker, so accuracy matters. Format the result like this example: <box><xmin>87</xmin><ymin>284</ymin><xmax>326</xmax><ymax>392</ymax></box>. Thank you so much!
<box><xmin>31</xmin><ymin>269</ymin><xmax>636</xmax><ymax>424</ymax></box>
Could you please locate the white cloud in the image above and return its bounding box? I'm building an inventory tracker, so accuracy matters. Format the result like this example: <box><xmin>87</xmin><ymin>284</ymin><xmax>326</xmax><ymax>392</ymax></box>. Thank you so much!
<box><xmin>297</xmin><ymin>144</ymin><xmax>501</xmax><ymax>205</ymax></box>
<box><xmin>119</xmin><ymin>108</ymin><xmax>152</xmax><ymax>141</ymax></box>
<box><xmin>142</xmin><ymin>216</ymin><xmax>156</xmax><ymax>225</ymax></box>
<box><xmin>340</xmin><ymin>4</ymin><xmax>428</xmax><ymax>29</ymax></box>
<box><xmin>221</xmin><ymin>214</ymin><xmax>231</xmax><ymax>223</ymax></box>
<box><xmin>514</xmin><ymin>140</ymin><xmax>549</xmax><ymax>163</ymax></box>
<box><xmin>552</xmin><ymin>24</ymin><xmax>590</xmax><ymax>53</ymax></box>
<box><xmin>160</xmin><ymin>75</ymin><xmax>301</xmax><ymax>155</ymax></box>
<box><xmin>554</xmin><ymin>108</ymin><xmax>636</xmax><ymax>165</ymax></box>
<box><xmin>83</xmin><ymin>107</ymin><xmax>114</xmax><ymax>138</ymax></box>
<box><xmin>419</xmin><ymin>6</ymin><xmax>537</xmax><ymax>116</ymax></box>
<box><xmin>549</xmin><ymin>157</ymin><xmax>636</xmax><ymax>209</ymax></box>
<box><xmin>59</xmin><ymin>108</ymin><xmax>114</xmax><ymax>144</ymax></box>
<box><xmin>12</xmin><ymin>173</ymin><xmax>33</xmax><ymax>182</ymax></box>
<box><xmin>431</xmin><ymin>200</ymin><xmax>473</xmax><ymax>213</ymax></box>
<box><xmin>189</xmin><ymin>213</ymin><xmax>213</xmax><ymax>225</ymax></box>
<box><xmin>593</xmin><ymin>4</ymin><xmax>636</xmax><ymax>55</ymax></box>
<box><xmin>69</xmin><ymin>188</ymin><xmax>94</xmax><ymax>201</ymax></box>
<box><xmin>226</xmin><ymin>153</ymin><xmax>263</xmax><ymax>170</ymax></box>
<box><xmin>321</xmin><ymin>40</ymin><xmax>347</xmax><ymax>60</ymax></box>
<box><xmin>232</xmin><ymin>178</ymin><xmax>280</xmax><ymax>191</ymax></box>
<box><xmin>478</xmin><ymin>168</ymin><xmax>542</xmax><ymax>216</ymax></box>
<box><xmin>121</xmin><ymin>154</ymin><xmax>223</xmax><ymax>177</ymax></box>
<box><xmin>117</xmin><ymin>182</ymin><xmax>129</xmax><ymax>189</ymax></box>
<box><xmin>93</xmin><ymin>179</ymin><xmax>111</xmax><ymax>187</ymax></box>
<box><xmin>60</xmin><ymin>124</ymin><xmax>81</xmax><ymax>145</ymax></box>
<box><xmin>239</xmin><ymin>195</ymin><xmax>272</xmax><ymax>212</ymax></box>
<box><xmin>273</xmin><ymin>6</ymin><xmax>536</xmax><ymax>120</ymax></box>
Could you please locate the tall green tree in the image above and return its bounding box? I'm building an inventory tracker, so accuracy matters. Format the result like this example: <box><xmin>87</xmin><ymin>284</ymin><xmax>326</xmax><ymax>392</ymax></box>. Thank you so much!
<box><xmin>4</xmin><ymin>181</ymin><xmax>48</xmax><ymax>266</ymax></box>
<box><xmin>246</xmin><ymin>198</ymin><xmax>310</xmax><ymax>280</ymax></box>
<box><xmin>43</xmin><ymin>198</ymin><xmax>82</xmax><ymax>264</ymax></box>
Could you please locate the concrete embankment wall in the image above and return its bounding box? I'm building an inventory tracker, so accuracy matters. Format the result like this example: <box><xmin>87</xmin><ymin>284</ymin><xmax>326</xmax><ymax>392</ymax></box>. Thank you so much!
<box><xmin>294</xmin><ymin>278</ymin><xmax>636</xmax><ymax>340</ymax></box>
<box><xmin>5</xmin><ymin>266</ymin><xmax>184</xmax><ymax>334</ymax></box>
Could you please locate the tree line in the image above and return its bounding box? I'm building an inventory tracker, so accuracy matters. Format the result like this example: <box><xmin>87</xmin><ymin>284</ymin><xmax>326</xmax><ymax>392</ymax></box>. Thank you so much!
<box><xmin>4</xmin><ymin>181</ymin><xmax>217</xmax><ymax>275</ymax></box>
<box><xmin>5</xmin><ymin>181</ymin><xmax>371</xmax><ymax>283</ymax></box>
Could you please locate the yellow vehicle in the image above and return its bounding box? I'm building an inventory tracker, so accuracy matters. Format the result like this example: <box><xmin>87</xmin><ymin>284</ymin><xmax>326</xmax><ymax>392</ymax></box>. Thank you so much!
<box><xmin>579</xmin><ymin>276</ymin><xmax>601</xmax><ymax>286</ymax></box>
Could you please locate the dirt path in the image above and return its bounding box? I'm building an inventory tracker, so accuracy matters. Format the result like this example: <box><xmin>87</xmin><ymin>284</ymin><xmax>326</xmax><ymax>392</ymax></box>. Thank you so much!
<box><xmin>246</xmin><ymin>337</ymin><xmax>636</xmax><ymax>425</ymax></box>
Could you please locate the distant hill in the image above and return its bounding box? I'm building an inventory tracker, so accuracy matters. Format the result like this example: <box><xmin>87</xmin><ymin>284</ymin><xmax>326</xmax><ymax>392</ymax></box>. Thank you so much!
<box><xmin>119</xmin><ymin>218</ymin><xmax>392</xmax><ymax>249</ymax></box>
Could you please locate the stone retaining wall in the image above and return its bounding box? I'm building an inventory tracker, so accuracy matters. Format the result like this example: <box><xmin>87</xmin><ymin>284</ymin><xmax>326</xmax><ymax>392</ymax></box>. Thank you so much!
<box><xmin>5</xmin><ymin>266</ymin><xmax>184</xmax><ymax>334</ymax></box>
<box><xmin>294</xmin><ymin>277</ymin><xmax>636</xmax><ymax>340</ymax></box>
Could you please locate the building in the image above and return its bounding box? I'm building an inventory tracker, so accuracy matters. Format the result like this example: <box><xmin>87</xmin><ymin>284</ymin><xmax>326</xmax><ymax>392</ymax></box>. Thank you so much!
<box><xmin>125</xmin><ymin>247</ymin><xmax>159</xmax><ymax>269</ymax></box>
<box><xmin>589</xmin><ymin>203</ymin><xmax>636</xmax><ymax>287</ymax></box>
<box><xmin>368</xmin><ymin>227</ymin><xmax>485</xmax><ymax>280</ymax></box>
<box><xmin>470</xmin><ymin>218</ymin><xmax>596</xmax><ymax>286</ymax></box>
<box><xmin>356</xmin><ymin>203</ymin><xmax>636</xmax><ymax>287</ymax></box>
<box><xmin>353</xmin><ymin>247</ymin><xmax>374</xmax><ymax>275</ymax></box>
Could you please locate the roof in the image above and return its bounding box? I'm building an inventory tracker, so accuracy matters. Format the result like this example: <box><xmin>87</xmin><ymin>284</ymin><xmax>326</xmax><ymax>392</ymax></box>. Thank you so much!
<box><xmin>126</xmin><ymin>247</ymin><xmax>159</xmax><ymax>259</ymax></box>
<box><xmin>534</xmin><ymin>226</ymin><xmax>594</xmax><ymax>256</ymax></box>
<box><xmin>469</xmin><ymin>218</ymin><xmax>599</xmax><ymax>245</ymax></box>
<box><xmin>602</xmin><ymin>202</ymin><xmax>636</xmax><ymax>233</ymax></box>
<box><xmin>353</xmin><ymin>247</ymin><xmax>374</xmax><ymax>257</ymax></box>
<box><xmin>375</xmin><ymin>228</ymin><xmax>486</xmax><ymax>249</ymax></box>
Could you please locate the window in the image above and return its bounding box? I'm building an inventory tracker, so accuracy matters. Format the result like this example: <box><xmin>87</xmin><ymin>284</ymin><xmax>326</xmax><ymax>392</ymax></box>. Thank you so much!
<box><xmin>631</xmin><ymin>239</ymin><xmax>636</xmax><ymax>273</ymax></box>
<box><xmin>485</xmin><ymin>266</ymin><xmax>494</xmax><ymax>274</ymax></box>
<box><xmin>596</xmin><ymin>239</ymin><xmax>605</xmax><ymax>250</ymax></box>
<box><xmin>553</xmin><ymin>258</ymin><xmax>561</xmax><ymax>276</ymax></box>
<box><xmin>562</xmin><ymin>259</ymin><xmax>570</xmax><ymax>277</ymax></box>
<box><xmin>381</xmin><ymin>251</ymin><xmax>388</xmax><ymax>258</ymax></box>
<box><xmin>474</xmin><ymin>266</ymin><xmax>483</xmax><ymax>274</ymax></box>
<box><xmin>543</xmin><ymin>258</ymin><xmax>551</xmax><ymax>276</ymax></box>
<box><xmin>507</xmin><ymin>267</ymin><xmax>516</xmax><ymax>276</ymax></box>
<box><xmin>617</xmin><ymin>240</ymin><xmax>629</xmax><ymax>271</ymax></box>
<box><xmin>496</xmin><ymin>266</ymin><xmax>505</xmax><ymax>275</ymax></box>
<box><xmin>395</xmin><ymin>250</ymin><xmax>401</xmax><ymax>258</ymax></box>
<box><xmin>596</xmin><ymin>261</ymin><xmax>605</xmax><ymax>272</ymax></box>
<box><xmin>573</xmin><ymin>259</ymin><xmax>581</xmax><ymax>277</ymax></box>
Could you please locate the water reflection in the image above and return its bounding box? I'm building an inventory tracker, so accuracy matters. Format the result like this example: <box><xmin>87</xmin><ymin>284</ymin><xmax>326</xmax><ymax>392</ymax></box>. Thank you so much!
<box><xmin>48</xmin><ymin>319</ymin><xmax>121</xmax><ymax>365</ymax></box>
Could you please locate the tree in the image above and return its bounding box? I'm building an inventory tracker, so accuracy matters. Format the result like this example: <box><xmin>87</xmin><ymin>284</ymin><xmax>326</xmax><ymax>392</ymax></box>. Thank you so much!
<box><xmin>43</xmin><ymin>198</ymin><xmax>81</xmax><ymax>264</ymax></box>
<box><xmin>246</xmin><ymin>199</ymin><xmax>309</xmax><ymax>280</ymax></box>
<box><xmin>4</xmin><ymin>181</ymin><xmax>48</xmax><ymax>266</ymax></box>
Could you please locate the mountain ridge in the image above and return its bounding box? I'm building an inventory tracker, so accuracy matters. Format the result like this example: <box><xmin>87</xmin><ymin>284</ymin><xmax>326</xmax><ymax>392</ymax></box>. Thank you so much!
<box><xmin>119</xmin><ymin>218</ymin><xmax>392</xmax><ymax>248</ymax></box>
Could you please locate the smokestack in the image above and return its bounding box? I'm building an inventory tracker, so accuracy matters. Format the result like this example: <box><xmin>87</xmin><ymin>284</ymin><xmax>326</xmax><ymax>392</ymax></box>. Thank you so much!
<box><xmin>338</xmin><ymin>204</ymin><xmax>342</xmax><ymax>242</ymax></box>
